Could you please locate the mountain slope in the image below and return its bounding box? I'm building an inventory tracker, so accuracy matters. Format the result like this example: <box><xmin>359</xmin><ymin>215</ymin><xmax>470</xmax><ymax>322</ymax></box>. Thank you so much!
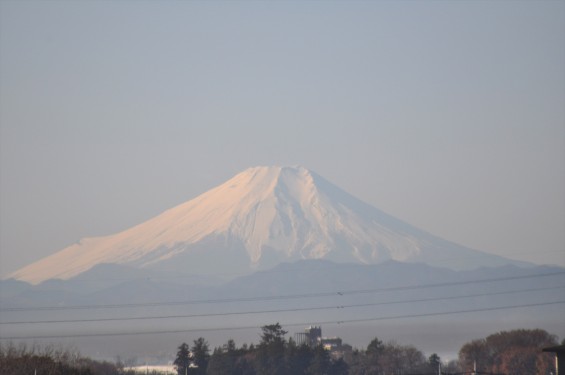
<box><xmin>9</xmin><ymin>166</ymin><xmax>525</xmax><ymax>284</ymax></box>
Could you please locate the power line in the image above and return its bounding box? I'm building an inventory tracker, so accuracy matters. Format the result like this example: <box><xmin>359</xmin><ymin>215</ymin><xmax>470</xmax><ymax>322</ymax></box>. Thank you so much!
<box><xmin>333</xmin><ymin>300</ymin><xmax>565</xmax><ymax>325</ymax></box>
<box><xmin>2</xmin><ymin>271</ymin><xmax>563</xmax><ymax>313</ymax></box>
<box><xmin>1</xmin><ymin>284</ymin><xmax>562</xmax><ymax>325</ymax></box>
<box><xmin>1</xmin><ymin>300</ymin><xmax>562</xmax><ymax>340</ymax></box>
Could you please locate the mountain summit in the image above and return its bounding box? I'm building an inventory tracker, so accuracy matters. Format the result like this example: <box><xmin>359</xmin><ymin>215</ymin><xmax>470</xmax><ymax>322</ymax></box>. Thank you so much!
<box><xmin>10</xmin><ymin>166</ymin><xmax>523</xmax><ymax>284</ymax></box>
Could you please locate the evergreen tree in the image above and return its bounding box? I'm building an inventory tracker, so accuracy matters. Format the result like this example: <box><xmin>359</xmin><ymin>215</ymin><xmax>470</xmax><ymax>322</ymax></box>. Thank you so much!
<box><xmin>286</xmin><ymin>341</ymin><xmax>314</xmax><ymax>375</ymax></box>
<box><xmin>259</xmin><ymin>323</ymin><xmax>287</xmax><ymax>345</ymax></box>
<box><xmin>306</xmin><ymin>344</ymin><xmax>331</xmax><ymax>375</ymax></box>
<box><xmin>429</xmin><ymin>353</ymin><xmax>441</xmax><ymax>374</ymax></box>
<box><xmin>174</xmin><ymin>343</ymin><xmax>191</xmax><ymax>375</ymax></box>
<box><xmin>207</xmin><ymin>347</ymin><xmax>227</xmax><ymax>375</ymax></box>
<box><xmin>191</xmin><ymin>337</ymin><xmax>210</xmax><ymax>375</ymax></box>
<box><xmin>255</xmin><ymin>323</ymin><xmax>288</xmax><ymax>375</ymax></box>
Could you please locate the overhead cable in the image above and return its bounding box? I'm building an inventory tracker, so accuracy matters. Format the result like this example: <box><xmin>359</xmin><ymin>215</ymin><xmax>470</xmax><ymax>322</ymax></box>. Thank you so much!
<box><xmin>1</xmin><ymin>284</ymin><xmax>563</xmax><ymax>325</ymax></box>
<box><xmin>2</xmin><ymin>271</ymin><xmax>563</xmax><ymax>312</ymax></box>
<box><xmin>1</xmin><ymin>300</ymin><xmax>563</xmax><ymax>340</ymax></box>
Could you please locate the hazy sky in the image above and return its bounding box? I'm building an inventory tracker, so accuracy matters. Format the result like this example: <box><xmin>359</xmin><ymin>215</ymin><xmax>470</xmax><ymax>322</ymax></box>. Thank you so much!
<box><xmin>1</xmin><ymin>0</ymin><xmax>564</xmax><ymax>278</ymax></box>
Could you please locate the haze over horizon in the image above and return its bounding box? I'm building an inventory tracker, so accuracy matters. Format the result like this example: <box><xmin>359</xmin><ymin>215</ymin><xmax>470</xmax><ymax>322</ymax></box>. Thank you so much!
<box><xmin>1</xmin><ymin>0</ymin><xmax>564</xmax><ymax>278</ymax></box>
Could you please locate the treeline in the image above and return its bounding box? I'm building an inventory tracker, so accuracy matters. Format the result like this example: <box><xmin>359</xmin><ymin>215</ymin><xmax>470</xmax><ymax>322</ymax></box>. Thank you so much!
<box><xmin>458</xmin><ymin>329</ymin><xmax>559</xmax><ymax>374</ymax></box>
<box><xmin>0</xmin><ymin>343</ymin><xmax>133</xmax><ymax>375</ymax></box>
<box><xmin>176</xmin><ymin>324</ymin><xmax>349</xmax><ymax>375</ymax></box>
<box><xmin>175</xmin><ymin>323</ymin><xmax>447</xmax><ymax>375</ymax></box>
<box><xmin>0</xmin><ymin>326</ymin><xmax>560</xmax><ymax>375</ymax></box>
<box><xmin>175</xmin><ymin>325</ymin><xmax>560</xmax><ymax>375</ymax></box>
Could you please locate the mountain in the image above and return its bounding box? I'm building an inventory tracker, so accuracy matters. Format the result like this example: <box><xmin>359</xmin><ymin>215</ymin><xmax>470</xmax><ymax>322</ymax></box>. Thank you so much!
<box><xmin>8</xmin><ymin>166</ymin><xmax>526</xmax><ymax>284</ymax></box>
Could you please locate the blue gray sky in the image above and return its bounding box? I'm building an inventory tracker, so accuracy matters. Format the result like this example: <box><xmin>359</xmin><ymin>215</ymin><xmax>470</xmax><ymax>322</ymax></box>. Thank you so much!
<box><xmin>1</xmin><ymin>0</ymin><xmax>564</xmax><ymax>278</ymax></box>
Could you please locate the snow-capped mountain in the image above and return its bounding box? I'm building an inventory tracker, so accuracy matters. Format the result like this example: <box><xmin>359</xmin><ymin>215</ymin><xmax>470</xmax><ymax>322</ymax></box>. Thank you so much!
<box><xmin>9</xmin><ymin>166</ymin><xmax>525</xmax><ymax>284</ymax></box>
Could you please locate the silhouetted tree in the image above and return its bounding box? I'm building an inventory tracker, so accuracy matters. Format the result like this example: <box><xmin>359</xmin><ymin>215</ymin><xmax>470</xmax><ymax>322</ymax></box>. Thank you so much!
<box><xmin>191</xmin><ymin>338</ymin><xmax>210</xmax><ymax>375</ymax></box>
<box><xmin>259</xmin><ymin>323</ymin><xmax>287</xmax><ymax>345</ymax></box>
<box><xmin>365</xmin><ymin>337</ymin><xmax>385</xmax><ymax>374</ymax></box>
<box><xmin>286</xmin><ymin>339</ymin><xmax>313</xmax><ymax>375</ymax></box>
<box><xmin>306</xmin><ymin>344</ymin><xmax>331</xmax><ymax>375</ymax></box>
<box><xmin>429</xmin><ymin>353</ymin><xmax>441</xmax><ymax>374</ymax></box>
<box><xmin>174</xmin><ymin>342</ymin><xmax>191</xmax><ymax>375</ymax></box>
<box><xmin>255</xmin><ymin>323</ymin><xmax>288</xmax><ymax>375</ymax></box>
<box><xmin>208</xmin><ymin>340</ymin><xmax>237</xmax><ymax>375</ymax></box>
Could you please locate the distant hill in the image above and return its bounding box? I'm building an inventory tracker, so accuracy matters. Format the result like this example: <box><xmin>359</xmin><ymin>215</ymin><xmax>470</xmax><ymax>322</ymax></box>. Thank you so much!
<box><xmin>1</xmin><ymin>260</ymin><xmax>563</xmax><ymax>360</ymax></box>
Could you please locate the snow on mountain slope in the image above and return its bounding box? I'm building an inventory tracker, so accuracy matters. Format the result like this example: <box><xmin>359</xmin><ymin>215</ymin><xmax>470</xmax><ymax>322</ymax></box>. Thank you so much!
<box><xmin>8</xmin><ymin>166</ymin><xmax>525</xmax><ymax>284</ymax></box>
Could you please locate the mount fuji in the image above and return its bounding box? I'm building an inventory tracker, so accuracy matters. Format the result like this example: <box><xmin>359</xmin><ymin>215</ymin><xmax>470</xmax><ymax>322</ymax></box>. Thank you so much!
<box><xmin>9</xmin><ymin>166</ymin><xmax>525</xmax><ymax>284</ymax></box>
